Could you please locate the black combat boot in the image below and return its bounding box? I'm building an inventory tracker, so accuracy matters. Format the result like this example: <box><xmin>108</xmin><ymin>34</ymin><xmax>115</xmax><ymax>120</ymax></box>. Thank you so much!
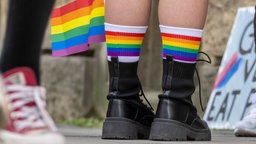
<box><xmin>149</xmin><ymin>55</ymin><xmax>211</xmax><ymax>141</ymax></box>
<box><xmin>102</xmin><ymin>57</ymin><xmax>154</xmax><ymax>139</ymax></box>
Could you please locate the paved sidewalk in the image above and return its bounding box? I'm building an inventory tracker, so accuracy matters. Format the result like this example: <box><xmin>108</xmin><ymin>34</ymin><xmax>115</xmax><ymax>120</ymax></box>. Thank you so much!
<box><xmin>59</xmin><ymin>125</ymin><xmax>256</xmax><ymax>144</ymax></box>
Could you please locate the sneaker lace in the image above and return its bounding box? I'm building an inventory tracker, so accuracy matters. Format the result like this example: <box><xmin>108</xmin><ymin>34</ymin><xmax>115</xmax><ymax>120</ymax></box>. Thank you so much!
<box><xmin>195</xmin><ymin>51</ymin><xmax>212</xmax><ymax>112</ymax></box>
<box><xmin>6</xmin><ymin>84</ymin><xmax>57</xmax><ymax>132</ymax></box>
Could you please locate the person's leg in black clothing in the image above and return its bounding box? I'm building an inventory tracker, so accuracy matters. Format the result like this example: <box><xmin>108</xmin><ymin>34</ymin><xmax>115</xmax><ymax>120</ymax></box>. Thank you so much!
<box><xmin>0</xmin><ymin>0</ymin><xmax>55</xmax><ymax>83</ymax></box>
<box><xmin>0</xmin><ymin>1</ymin><xmax>65</xmax><ymax>144</ymax></box>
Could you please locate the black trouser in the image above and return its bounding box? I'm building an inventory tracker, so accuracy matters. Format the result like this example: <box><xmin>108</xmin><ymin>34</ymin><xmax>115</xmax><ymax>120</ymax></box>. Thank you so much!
<box><xmin>0</xmin><ymin>0</ymin><xmax>55</xmax><ymax>83</ymax></box>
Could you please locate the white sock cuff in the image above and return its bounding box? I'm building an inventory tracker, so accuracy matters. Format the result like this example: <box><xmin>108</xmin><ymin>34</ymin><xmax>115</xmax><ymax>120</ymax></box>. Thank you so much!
<box><xmin>107</xmin><ymin>56</ymin><xmax>139</xmax><ymax>63</ymax></box>
<box><xmin>159</xmin><ymin>25</ymin><xmax>203</xmax><ymax>37</ymax></box>
<box><xmin>105</xmin><ymin>23</ymin><xmax>148</xmax><ymax>33</ymax></box>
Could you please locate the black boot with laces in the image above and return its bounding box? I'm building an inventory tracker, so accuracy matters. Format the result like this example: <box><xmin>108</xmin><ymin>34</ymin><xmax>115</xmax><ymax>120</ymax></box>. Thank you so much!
<box><xmin>149</xmin><ymin>55</ymin><xmax>211</xmax><ymax>141</ymax></box>
<box><xmin>102</xmin><ymin>57</ymin><xmax>154</xmax><ymax>139</ymax></box>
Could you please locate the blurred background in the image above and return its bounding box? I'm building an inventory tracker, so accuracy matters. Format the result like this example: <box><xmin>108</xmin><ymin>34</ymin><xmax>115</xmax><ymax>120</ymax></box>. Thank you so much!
<box><xmin>0</xmin><ymin>0</ymin><xmax>255</xmax><ymax>127</ymax></box>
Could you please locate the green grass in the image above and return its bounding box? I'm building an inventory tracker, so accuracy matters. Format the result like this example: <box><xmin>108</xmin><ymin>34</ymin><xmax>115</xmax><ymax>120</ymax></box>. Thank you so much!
<box><xmin>61</xmin><ymin>117</ymin><xmax>104</xmax><ymax>128</ymax></box>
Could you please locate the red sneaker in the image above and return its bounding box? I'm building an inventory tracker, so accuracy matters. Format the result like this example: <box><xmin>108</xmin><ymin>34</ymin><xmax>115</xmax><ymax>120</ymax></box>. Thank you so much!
<box><xmin>0</xmin><ymin>67</ymin><xmax>65</xmax><ymax>144</ymax></box>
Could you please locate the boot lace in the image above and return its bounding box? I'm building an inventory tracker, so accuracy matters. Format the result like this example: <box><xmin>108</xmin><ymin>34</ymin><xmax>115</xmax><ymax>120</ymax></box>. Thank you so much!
<box><xmin>195</xmin><ymin>51</ymin><xmax>212</xmax><ymax>112</ymax></box>
<box><xmin>6</xmin><ymin>84</ymin><xmax>57</xmax><ymax>132</ymax></box>
<box><xmin>139</xmin><ymin>84</ymin><xmax>154</xmax><ymax>111</ymax></box>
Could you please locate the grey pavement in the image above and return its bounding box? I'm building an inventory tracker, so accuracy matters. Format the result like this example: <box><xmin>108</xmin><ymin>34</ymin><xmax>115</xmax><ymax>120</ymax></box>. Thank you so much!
<box><xmin>58</xmin><ymin>125</ymin><xmax>256</xmax><ymax>144</ymax></box>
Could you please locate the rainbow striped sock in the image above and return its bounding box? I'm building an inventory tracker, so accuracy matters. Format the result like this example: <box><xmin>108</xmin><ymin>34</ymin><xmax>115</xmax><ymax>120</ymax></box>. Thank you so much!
<box><xmin>160</xmin><ymin>25</ymin><xmax>203</xmax><ymax>63</ymax></box>
<box><xmin>105</xmin><ymin>23</ymin><xmax>147</xmax><ymax>63</ymax></box>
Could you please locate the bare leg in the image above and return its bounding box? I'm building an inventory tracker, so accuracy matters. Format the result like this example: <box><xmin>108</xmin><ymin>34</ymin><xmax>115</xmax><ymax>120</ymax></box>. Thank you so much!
<box><xmin>149</xmin><ymin>0</ymin><xmax>211</xmax><ymax>141</ymax></box>
<box><xmin>158</xmin><ymin>0</ymin><xmax>208</xmax><ymax>29</ymax></box>
<box><xmin>105</xmin><ymin>0</ymin><xmax>151</xmax><ymax>26</ymax></box>
<box><xmin>102</xmin><ymin>0</ymin><xmax>155</xmax><ymax>140</ymax></box>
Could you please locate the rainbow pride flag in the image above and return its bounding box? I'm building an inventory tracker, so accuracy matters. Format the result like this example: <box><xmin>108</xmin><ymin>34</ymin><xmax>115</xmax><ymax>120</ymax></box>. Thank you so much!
<box><xmin>51</xmin><ymin>0</ymin><xmax>105</xmax><ymax>57</ymax></box>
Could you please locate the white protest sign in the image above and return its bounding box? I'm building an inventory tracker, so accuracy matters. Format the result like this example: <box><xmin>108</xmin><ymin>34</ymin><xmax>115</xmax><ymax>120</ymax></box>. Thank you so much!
<box><xmin>203</xmin><ymin>6</ymin><xmax>255</xmax><ymax>129</ymax></box>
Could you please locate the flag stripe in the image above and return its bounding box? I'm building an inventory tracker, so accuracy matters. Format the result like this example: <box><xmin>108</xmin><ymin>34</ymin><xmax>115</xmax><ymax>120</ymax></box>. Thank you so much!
<box><xmin>52</xmin><ymin>34</ymin><xmax>105</xmax><ymax>57</ymax></box>
<box><xmin>51</xmin><ymin>0</ymin><xmax>103</xmax><ymax>26</ymax></box>
<box><xmin>52</xmin><ymin>25</ymin><xmax>105</xmax><ymax>50</ymax></box>
<box><xmin>51</xmin><ymin>7</ymin><xmax>104</xmax><ymax>34</ymax></box>
<box><xmin>51</xmin><ymin>0</ymin><xmax>94</xmax><ymax>18</ymax></box>
<box><xmin>52</xmin><ymin>16</ymin><xmax>104</xmax><ymax>42</ymax></box>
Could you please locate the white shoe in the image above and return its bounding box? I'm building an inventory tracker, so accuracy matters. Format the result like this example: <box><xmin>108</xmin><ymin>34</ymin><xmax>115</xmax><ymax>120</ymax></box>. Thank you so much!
<box><xmin>0</xmin><ymin>67</ymin><xmax>65</xmax><ymax>144</ymax></box>
<box><xmin>234</xmin><ymin>93</ymin><xmax>256</xmax><ymax>137</ymax></box>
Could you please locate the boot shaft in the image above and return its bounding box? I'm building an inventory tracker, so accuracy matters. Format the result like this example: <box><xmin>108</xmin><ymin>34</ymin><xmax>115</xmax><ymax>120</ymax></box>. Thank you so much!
<box><xmin>153</xmin><ymin>55</ymin><xmax>211</xmax><ymax>136</ymax></box>
<box><xmin>104</xmin><ymin>57</ymin><xmax>155</xmax><ymax>136</ymax></box>
<box><xmin>162</xmin><ymin>55</ymin><xmax>196</xmax><ymax>99</ymax></box>
<box><xmin>108</xmin><ymin>57</ymin><xmax>141</xmax><ymax>98</ymax></box>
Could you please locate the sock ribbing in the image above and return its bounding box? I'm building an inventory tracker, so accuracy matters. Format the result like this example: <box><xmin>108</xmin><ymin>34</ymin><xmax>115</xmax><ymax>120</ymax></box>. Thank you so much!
<box><xmin>105</xmin><ymin>23</ymin><xmax>147</xmax><ymax>62</ymax></box>
<box><xmin>160</xmin><ymin>25</ymin><xmax>203</xmax><ymax>63</ymax></box>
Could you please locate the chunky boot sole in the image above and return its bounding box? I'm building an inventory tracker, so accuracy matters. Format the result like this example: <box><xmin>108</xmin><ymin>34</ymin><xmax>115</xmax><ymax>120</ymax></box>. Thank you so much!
<box><xmin>149</xmin><ymin>118</ymin><xmax>211</xmax><ymax>141</ymax></box>
<box><xmin>102</xmin><ymin>117</ymin><xmax>151</xmax><ymax>139</ymax></box>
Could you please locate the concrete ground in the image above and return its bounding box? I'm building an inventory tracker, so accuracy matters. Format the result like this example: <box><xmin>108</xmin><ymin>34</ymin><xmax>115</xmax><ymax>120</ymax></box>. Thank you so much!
<box><xmin>59</xmin><ymin>125</ymin><xmax>256</xmax><ymax>144</ymax></box>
